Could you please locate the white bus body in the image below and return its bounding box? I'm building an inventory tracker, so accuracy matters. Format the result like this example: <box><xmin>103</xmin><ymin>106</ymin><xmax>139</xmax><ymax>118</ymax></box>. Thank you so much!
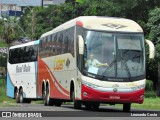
<box><xmin>7</xmin><ymin>40</ymin><xmax>40</xmax><ymax>103</ymax></box>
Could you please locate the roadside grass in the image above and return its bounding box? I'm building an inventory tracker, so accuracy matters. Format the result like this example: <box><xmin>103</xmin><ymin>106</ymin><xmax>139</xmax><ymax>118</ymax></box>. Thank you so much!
<box><xmin>0</xmin><ymin>79</ymin><xmax>16</xmax><ymax>106</ymax></box>
<box><xmin>131</xmin><ymin>97</ymin><xmax>160</xmax><ymax>110</ymax></box>
<box><xmin>115</xmin><ymin>97</ymin><xmax>160</xmax><ymax>110</ymax></box>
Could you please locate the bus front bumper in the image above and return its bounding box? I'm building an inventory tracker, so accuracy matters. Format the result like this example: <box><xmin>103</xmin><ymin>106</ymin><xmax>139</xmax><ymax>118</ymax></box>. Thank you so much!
<box><xmin>81</xmin><ymin>84</ymin><xmax>145</xmax><ymax>104</ymax></box>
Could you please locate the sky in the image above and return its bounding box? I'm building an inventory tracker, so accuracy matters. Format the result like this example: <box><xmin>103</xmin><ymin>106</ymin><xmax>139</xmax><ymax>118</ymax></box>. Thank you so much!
<box><xmin>0</xmin><ymin>0</ymin><xmax>41</xmax><ymax>6</ymax></box>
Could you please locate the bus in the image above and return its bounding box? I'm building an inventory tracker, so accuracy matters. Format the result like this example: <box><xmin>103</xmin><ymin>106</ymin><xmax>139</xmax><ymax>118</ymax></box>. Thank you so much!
<box><xmin>38</xmin><ymin>16</ymin><xmax>155</xmax><ymax>112</ymax></box>
<box><xmin>7</xmin><ymin>40</ymin><xmax>40</xmax><ymax>103</ymax></box>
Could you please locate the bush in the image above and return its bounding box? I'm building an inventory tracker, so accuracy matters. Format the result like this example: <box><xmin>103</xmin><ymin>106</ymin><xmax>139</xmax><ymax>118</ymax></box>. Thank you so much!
<box><xmin>145</xmin><ymin>91</ymin><xmax>157</xmax><ymax>98</ymax></box>
<box><xmin>145</xmin><ymin>80</ymin><xmax>153</xmax><ymax>91</ymax></box>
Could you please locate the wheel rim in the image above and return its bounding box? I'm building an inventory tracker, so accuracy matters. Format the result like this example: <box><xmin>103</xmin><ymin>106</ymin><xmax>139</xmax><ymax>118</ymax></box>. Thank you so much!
<box><xmin>46</xmin><ymin>94</ymin><xmax>49</xmax><ymax>105</ymax></box>
<box><xmin>19</xmin><ymin>90</ymin><xmax>23</xmax><ymax>103</ymax></box>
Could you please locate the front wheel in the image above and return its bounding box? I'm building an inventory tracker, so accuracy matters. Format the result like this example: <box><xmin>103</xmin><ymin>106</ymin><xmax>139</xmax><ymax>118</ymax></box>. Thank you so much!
<box><xmin>71</xmin><ymin>91</ymin><xmax>81</xmax><ymax>109</ymax></box>
<box><xmin>123</xmin><ymin>103</ymin><xmax>131</xmax><ymax>112</ymax></box>
<box><xmin>92</xmin><ymin>103</ymin><xmax>100</xmax><ymax>110</ymax></box>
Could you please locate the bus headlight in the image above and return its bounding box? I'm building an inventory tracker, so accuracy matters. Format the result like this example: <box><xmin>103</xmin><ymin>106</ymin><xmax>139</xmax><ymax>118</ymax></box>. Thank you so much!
<box><xmin>82</xmin><ymin>81</ymin><xmax>99</xmax><ymax>88</ymax></box>
<box><xmin>131</xmin><ymin>84</ymin><xmax>145</xmax><ymax>91</ymax></box>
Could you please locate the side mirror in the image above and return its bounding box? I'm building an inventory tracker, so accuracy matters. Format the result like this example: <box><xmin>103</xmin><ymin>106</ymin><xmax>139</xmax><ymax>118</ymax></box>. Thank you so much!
<box><xmin>145</xmin><ymin>39</ymin><xmax>155</xmax><ymax>59</ymax></box>
<box><xmin>78</xmin><ymin>35</ymin><xmax>84</xmax><ymax>55</ymax></box>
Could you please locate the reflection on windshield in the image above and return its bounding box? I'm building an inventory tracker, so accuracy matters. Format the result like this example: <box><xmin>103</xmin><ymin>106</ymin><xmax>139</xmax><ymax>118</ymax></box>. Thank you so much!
<box><xmin>84</xmin><ymin>31</ymin><xmax>145</xmax><ymax>81</ymax></box>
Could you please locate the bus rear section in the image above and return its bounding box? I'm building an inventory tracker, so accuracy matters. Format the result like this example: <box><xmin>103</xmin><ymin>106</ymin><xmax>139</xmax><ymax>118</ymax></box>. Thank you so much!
<box><xmin>6</xmin><ymin>40</ymin><xmax>40</xmax><ymax>103</ymax></box>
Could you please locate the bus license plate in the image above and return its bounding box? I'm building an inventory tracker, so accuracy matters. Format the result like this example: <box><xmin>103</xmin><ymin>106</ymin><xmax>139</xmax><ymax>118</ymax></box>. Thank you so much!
<box><xmin>109</xmin><ymin>95</ymin><xmax>120</xmax><ymax>99</ymax></box>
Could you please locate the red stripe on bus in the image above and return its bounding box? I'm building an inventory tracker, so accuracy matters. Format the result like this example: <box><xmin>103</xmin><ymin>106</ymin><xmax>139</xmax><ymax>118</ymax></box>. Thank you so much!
<box><xmin>38</xmin><ymin>57</ymin><xmax>70</xmax><ymax>99</ymax></box>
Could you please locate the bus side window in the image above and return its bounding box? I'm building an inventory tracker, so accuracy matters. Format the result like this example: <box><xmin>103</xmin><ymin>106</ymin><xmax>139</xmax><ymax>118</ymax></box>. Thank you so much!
<box><xmin>64</xmin><ymin>36</ymin><xmax>69</xmax><ymax>53</ymax></box>
<box><xmin>70</xmin><ymin>27</ymin><xmax>74</xmax><ymax>56</ymax></box>
<box><xmin>54</xmin><ymin>34</ymin><xmax>58</xmax><ymax>55</ymax></box>
<box><xmin>19</xmin><ymin>47</ymin><xmax>24</xmax><ymax>63</ymax></box>
<box><xmin>58</xmin><ymin>33</ymin><xmax>63</xmax><ymax>54</ymax></box>
<box><xmin>9</xmin><ymin>49</ymin><xmax>14</xmax><ymax>64</ymax></box>
<box><xmin>31</xmin><ymin>46</ymin><xmax>37</xmax><ymax>61</ymax></box>
<box><xmin>52</xmin><ymin>34</ymin><xmax>55</xmax><ymax>55</ymax></box>
<box><xmin>57</xmin><ymin>33</ymin><xmax>62</xmax><ymax>55</ymax></box>
<box><xmin>24</xmin><ymin>47</ymin><xmax>29</xmax><ymax>62</ymax></box>
<box><xmin>14</xmin><ymin>48</ymin><xmax>18</xmax><ymax>64</ymax></box>
<box><xmin>28</xmin><ymin>46</ymin><xmax>34</xmax><ymax>62</ymax></box>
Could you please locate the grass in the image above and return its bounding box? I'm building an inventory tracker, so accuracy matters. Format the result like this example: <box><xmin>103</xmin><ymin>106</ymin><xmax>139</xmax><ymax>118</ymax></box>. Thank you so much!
<box><xmin>115</xmin><ymin>97</ymin><xmax>160</xmax><ymax>110</ymax></box>
<box><xmin>132</xmin><ymin>97</ymin><xmax>160</xmax><ymax>110</ymax></box>
<box><xmin>0</xmin><ymin>79</ymin><xmax>16</xmax><ymax>106</ymax></box>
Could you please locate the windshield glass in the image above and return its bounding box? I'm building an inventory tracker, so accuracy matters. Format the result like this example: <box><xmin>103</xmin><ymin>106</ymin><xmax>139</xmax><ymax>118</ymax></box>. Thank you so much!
<box><xmin>84</xmin><ymin>31</ymin><xmax>145</xmax><ymax>81</ymax></box>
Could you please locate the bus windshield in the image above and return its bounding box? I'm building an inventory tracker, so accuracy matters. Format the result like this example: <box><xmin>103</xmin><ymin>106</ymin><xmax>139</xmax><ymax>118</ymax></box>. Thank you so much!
<box><xmin>84</xmin><ymin>31</ymin><xmax>145</xmax><ymax>82</ymax></box>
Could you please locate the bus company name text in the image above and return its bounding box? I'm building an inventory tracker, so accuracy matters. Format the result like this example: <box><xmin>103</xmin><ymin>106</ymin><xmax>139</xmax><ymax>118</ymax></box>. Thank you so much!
<box><xmin>16</xmin><ymin>64</ymin><xmax>31</xmax><ymax>73</ymax></box>
<box><xmin>53</xmin><ymin>59</ymin><xmax>66</xmax><ymax>71</ymax></box>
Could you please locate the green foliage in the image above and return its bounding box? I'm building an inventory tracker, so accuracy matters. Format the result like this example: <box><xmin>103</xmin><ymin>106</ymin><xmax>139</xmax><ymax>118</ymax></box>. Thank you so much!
<box><xmin>0</xmin><ymin>79</ymin><xmax>15</xmax><ymax>104</ymax></box>
<box><xmin>0</xmin><ymin>17</ymin><xmax>22</xmax><ymax>44</ymax></box>
<box><xmin>145</xmin><ymin>91</ymin><xmax>157</xmax><ymax>98</ymax></box>
<box><xmin>145</xmin><ymin>80</ymin><xmax>154</xmax><ymax>91</ymax></box>
<box><xmin>0</xmin><ymin>41</ymin><xmax>8</xmax><ymax>47</ymax></box>
<box><xmin>145</xmin><ymin>80</ymin><xmax>157</xmax><ymax>98</ymax></box>
<box><xmin>0</xmin><ymin>56</ymin><xmax>7</xmax><ymax>67</ymax></box>
<box><xmin>145</xmin><ymin>7</ymin><xmax>160</xmax><ymax>88</ymax></box>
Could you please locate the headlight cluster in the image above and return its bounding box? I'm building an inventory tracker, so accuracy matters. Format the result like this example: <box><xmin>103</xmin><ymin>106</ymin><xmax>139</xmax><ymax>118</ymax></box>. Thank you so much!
<box><xmin>131</xmin><ymin>84</ymin><xmax>145</xmax><ymax>91</ymax></box>
<box><xmin>82</xmin><ymin>81</ymin><xmax>99</xmax><ymax>88</ymax></box>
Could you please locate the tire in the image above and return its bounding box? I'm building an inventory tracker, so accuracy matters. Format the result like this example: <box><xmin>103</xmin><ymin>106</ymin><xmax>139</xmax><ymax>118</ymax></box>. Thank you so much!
<box><xmin>123</xmin><ymin>103</ymin><xmax>131</xmax><ymax>112</ymax></box>
<box><xmin>15</xmin><ymin>89</ymin><xmax>20</xmax><ymax>103</ymax></box>
<box><xmin>44</xmin><ymin>87</ymin><xmax>54</xmax><ymax>106</ymax></box>
<box><xmin>24</xmin><ymin>99</ymin><xmax>31</xmax><ymax>103</ymax></box>
<box><xmin>85</xmin><ymin>103</ymin><xmax>92</xmax><ymax>110</ymax></box>
<box><xmin>19</xmin><ymin>88</ymin><xmax>24</xmax><ymax>103</ymax></box>
<box><xmin>43</xmin><ymin>88</ymin><xmax>47</xmax><ymax>105</ymax></box>
<box><xmin>92</xmin><ymin>103</ymin><xmax>100</xmax><ymax>110</ymax></box>
<box><xmin>71</xmin><ymin>91</ymin><xmax>81</xmax><ymax>109</ymax></box>
<box><xmin>85</xmin><ymin>102</ymin><xmax>100</xmax><ymax>110</ymax></box>
<box><xmin>55</xmin><ymin>101</ymin><xmax>62</xmax><ymax>106</ymax></box>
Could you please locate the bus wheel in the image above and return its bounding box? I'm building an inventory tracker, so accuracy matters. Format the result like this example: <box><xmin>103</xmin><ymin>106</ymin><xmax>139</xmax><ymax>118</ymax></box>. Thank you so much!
<box><xmin>24</xmin><ymin>99</ymin><xmax>31</xmax><ymax>103</ymax></box>
<box><xmin>19</xmin><ymin>88</ymin><xmax>24</xmax><ymax>103</ymax></box>
<box><xmin>43</xmin><ymin>88</ymin><xmax>47</xmax><ymax>105</ymax></box>
<box><xmin>85</xmin><ymin>103</ymin><xmax>92</xmax><ymax>110</ymax></box>
<box><xmin>123</xmin><ymin>103</ymin><xmax>131</xmax><ymax>112</ymax></box>
<box><xmin>92</xmin><ymin>103</ymin><xmax>100</xmax><ymax>110</ymax></box>
<box><xmin>44</xmin><ymin>87</ymin><xmax>54</xmax><ymax>106</ymax></box>
<box><xmin>55</xmin><ymin>101</ymin><xmax>62</xmax><ymax>106</ymax></box>
<box><xmin>15</xmin><ymin>89</ymin><xmax>19</xmax><ymax>103</ymax></box>
<box><xmin>71</xmin><ymin>91</ymin><xmax>81</xmax><ymax>109</ymax></box>
<box><xmin>42</xmin><ymin>88</ymin><xmax>46</xmax><ymax>101</ymax></box>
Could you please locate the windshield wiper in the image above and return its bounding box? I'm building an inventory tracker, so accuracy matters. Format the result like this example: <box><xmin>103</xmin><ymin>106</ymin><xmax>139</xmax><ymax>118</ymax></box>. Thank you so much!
<box><xmin>121</xmin><ymin>57</ymin><xmax>132</xmax><ymax>81</ymax></box>
<box><xmin>99</xmin><ymin>58</ymin><xmax>116</xmax><ymax>80</ymax></box>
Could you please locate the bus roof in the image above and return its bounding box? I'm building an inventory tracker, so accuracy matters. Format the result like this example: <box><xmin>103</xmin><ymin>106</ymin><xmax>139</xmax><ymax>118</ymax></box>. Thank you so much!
<box><xmin>40</xmin><ymin>16</ymin><xmax>143</xmax><ymax>38</ymax></box>
<box><xmin>9</xmin><ymin>40</ymin><xmax>40</xmax><ymax>49</ymax></box>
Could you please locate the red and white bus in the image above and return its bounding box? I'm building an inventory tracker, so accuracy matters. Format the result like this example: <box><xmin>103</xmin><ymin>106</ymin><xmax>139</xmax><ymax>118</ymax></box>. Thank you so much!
<box><xmin>38</xmin><ymin>16</ymin><xmax>155</xmax><ymax>112</ymax></box>
<box><xmin>7</xmin><ymin>16</ymin><xmax>155</xmax><ymax>112</ymax></box>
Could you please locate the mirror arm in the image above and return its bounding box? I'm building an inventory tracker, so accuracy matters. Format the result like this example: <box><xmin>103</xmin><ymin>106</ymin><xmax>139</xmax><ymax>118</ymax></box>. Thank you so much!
<box><xmin>145</xmin><ymin>39</ymin><xmax>155</xmax><ymax>59</ymax></box>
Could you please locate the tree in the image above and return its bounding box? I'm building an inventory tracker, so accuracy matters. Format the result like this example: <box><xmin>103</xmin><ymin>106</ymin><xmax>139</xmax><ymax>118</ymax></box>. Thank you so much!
<box><xmin>1</xmin><ymin>17</ymin><xmax>18</xmax><ymax>44</ymax></box>
<box><xmin>146</xmin><ymin>7</ymin><xmax>160</xmax><ymax>91</ymax></box>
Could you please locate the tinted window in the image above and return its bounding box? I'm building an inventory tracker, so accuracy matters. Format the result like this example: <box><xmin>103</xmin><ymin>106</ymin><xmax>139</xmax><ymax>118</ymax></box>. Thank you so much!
<box><xmin>9</xmin><ymin>45</ymin><xmax>38</xmax><ymax>64</ymax></box>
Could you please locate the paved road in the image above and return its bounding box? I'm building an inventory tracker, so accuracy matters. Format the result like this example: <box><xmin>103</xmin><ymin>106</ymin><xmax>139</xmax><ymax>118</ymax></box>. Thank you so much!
<box><xmin>0</xmin><ymin>103</ymin><xmax>159</xmax><ymax>120</ymax></box>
